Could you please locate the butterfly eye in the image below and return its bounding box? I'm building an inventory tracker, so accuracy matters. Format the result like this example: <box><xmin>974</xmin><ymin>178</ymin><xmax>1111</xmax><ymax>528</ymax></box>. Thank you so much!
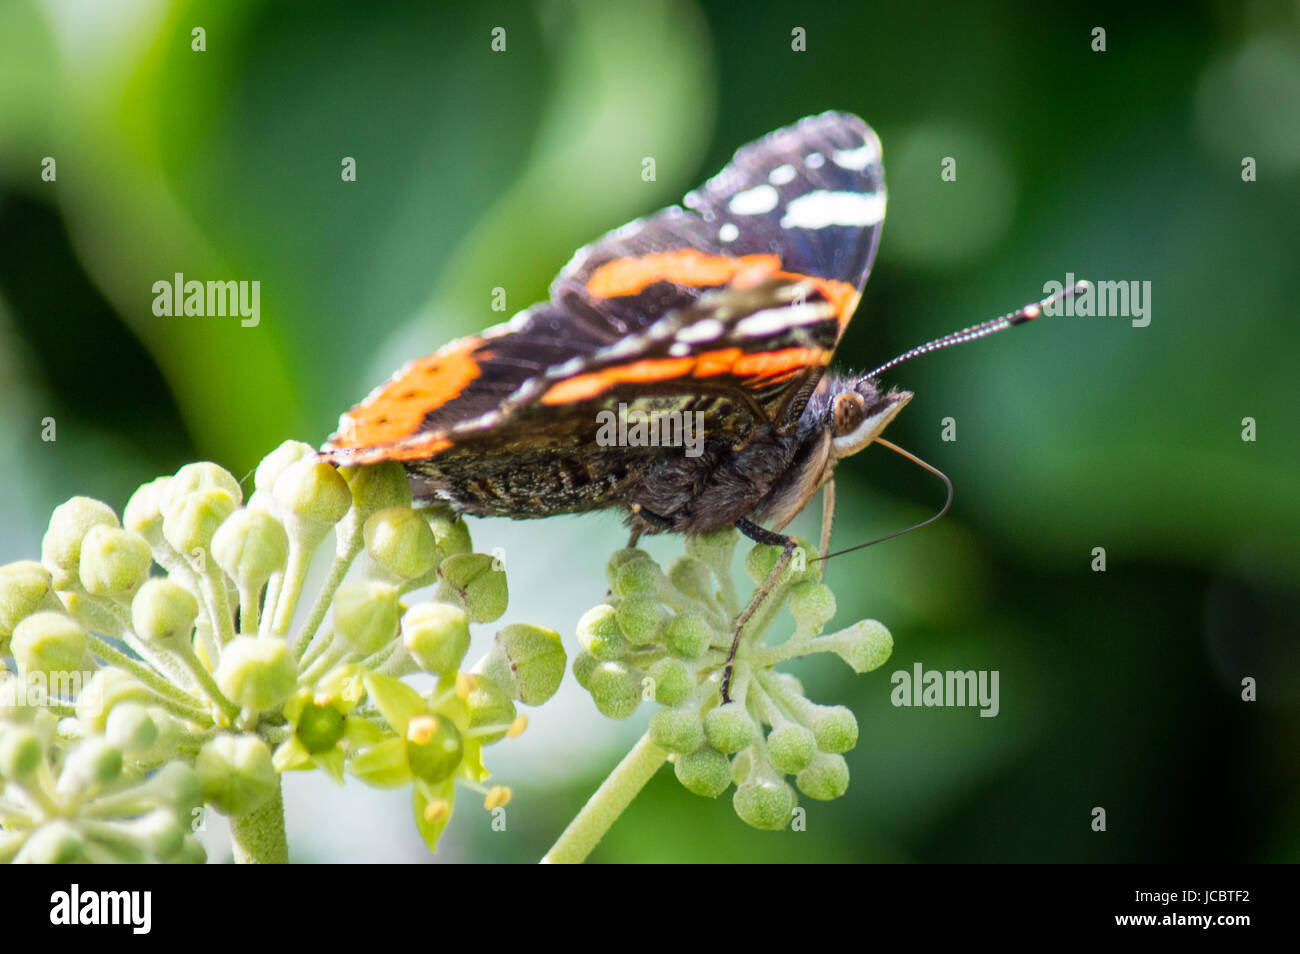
<box><xmin>832</xmin><ymin>392</ymin><xmax>867</xmax><ymax>437</ymax></box>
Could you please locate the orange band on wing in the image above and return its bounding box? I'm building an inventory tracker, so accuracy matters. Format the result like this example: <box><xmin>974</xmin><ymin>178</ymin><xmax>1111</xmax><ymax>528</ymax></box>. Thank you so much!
<box><xmin>586</xmin><ymin>250</ymin><xmax>784</xmax><ymax>298</ymax></box>
<box><xmin>540</xmin><ymin>345</ymin><xmax>825</xmax><ymax>405</ymax></box>
<box><xmin>586</xmin><ymin>250</ymin><xmax>860</xmax><ymax>332</ymax></box>
<box><xmin>328</xmin><ymin>337</ymin><xmax>484</xmax><ymax>450</ymax></box>
<box><xmin>731</xmin><ymin>347</ymin><xmax>819</xmax><ymax>380</ymax></box>
<box><xmin>541</xmin><ymin>357</ymin><xmax>697</xmax><ymax>404</ymax></box>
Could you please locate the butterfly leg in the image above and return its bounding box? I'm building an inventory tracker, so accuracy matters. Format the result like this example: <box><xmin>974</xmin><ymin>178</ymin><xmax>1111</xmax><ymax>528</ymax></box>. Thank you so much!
<box><xmin>627</xmin><ymin>503</ymin><xmax>673</xmax><ymax>549</ymax></box>
<box><xmin>721</xmin><ymin>518</ymin><xmax>798</xmax><ymax>704</ymax></box>
<box><xmin>819</xmin><ymin>478</ymin><xmax>836</xmax><ymax>561</ymax></box>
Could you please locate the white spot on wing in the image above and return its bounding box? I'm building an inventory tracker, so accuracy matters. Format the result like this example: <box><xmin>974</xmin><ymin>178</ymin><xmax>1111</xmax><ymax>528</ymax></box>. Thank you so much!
<box><xmin>668</xmin><ymin>342</ymin><xmax>691</xmax><ymax>357</ymax></box>
<box><xmin>832</xmin><ymin>141</ymin><xmax>880</xmax><ymax>171</ymax></box>
<box><xmin>676</xmin><ymin>318</ymin><xmax>725</xmax><ymax>343</ymax></box>
<box><xmin>548</xmin><ymin>356</ymin><xmax>586</xmax><ymax>377</ymax></box>
<box><xmin>805</xmin><ymin>152</ymin><xmax>825</xmax><ymax>169</ymax></box>
<box><xmin>769</xmin><ymin>163</ymin><xmax>797</xmax><ymax>185</ymax></box>
<box><xmin>780</xmin><ymin>190</ymin><xmax>886</xmax><ymax>229</ymax></box>
<box><xmin>735</xmin><ymin>303</ymin><xmax>834</xmax><ymax>337</ymax></box>
<box><xmin>728</xmin><ymin>184</ymin><xmax>780</xmax><ymax>216</ymax></box>
<box><xmin>718</xmin><ymin>222</ymin><xmax>739</xmax><ymax>242</ymax></box>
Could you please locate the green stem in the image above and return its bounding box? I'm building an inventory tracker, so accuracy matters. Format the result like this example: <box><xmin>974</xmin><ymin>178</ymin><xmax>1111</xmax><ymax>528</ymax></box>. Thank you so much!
<box><xmin>199</xmin><ymin>565</ymin><xmax>237</xmax><ymax>646</ymax></box>
<box><xmin>259</xmin><ymin>570</ymin><xmax>283</xmax><ymax>638</ymax></box>
<box><xmin>230</xmin><ymin>777</ymin><xmax>289</xmax><ymax>864</ymax></box>
<box><xmin>238</xmin><ymin>582</ymin><xmax>261</xmax><ymax>635</ymax></box>
<box><xmin>87</xmin><ymin>633</ymin><xmax>206</xmax><ymax>712</ymax></box>
<box><xmin>292</xmin><ymin>530</ymin><xmax>363</xmax><ymax>660</ymax></box>
<box><xmin>541</xmin><ymin>732</ymin><xmax>668</xmax><ymax>864</ymax></box>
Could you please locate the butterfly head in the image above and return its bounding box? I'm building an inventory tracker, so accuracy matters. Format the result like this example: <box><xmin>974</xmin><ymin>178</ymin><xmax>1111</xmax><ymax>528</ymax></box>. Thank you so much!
<box><xmin>821</xmin><ymin>375</ymin><xmax>913</xmax><ymax>461</ymax></box>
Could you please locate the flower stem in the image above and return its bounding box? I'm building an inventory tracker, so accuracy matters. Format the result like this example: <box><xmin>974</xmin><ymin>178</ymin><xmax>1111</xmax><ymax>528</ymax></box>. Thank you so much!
<box><xmin>292</xmin><ymin>530</ymin><xmax>363</xmax><ymax>660</ymax></box>
<box><xmin>541</xmin><ymin>732</ymin><xmax>668</xmax><ymax>864</ymax></box>
<box><xmin>230</xmin><ymin>777</ymin><xmax>289</xmax><ymax>864</ymax></box>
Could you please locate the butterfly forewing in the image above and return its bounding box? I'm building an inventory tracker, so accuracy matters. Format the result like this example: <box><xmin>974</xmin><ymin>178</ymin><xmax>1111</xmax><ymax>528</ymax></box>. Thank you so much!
<box><xmin>324</xmin><ymin>111</ymin><xmax>886</xmax><ymax>469</ymax></box>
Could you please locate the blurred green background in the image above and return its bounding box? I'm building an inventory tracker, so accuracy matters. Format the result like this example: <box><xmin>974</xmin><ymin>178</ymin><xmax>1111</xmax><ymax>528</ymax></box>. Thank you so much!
<box><xmin>2</xmin><ymin>0</ymin><xmax>1297</xmax><ymax>862</ymax></box>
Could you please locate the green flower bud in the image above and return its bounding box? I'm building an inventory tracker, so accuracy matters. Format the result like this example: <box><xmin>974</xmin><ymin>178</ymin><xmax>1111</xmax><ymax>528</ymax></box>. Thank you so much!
<box><xmin>215</xmin><ymin>636</ymin><xmax>297</xmax><ymax>715</ymax></box>
<box><xmin>612</xmin><ymin>557</ymin><xmax>664</xmax><ymax>598</ymax></box>
<box><xmin>131</xmin><ymin>578</ymin><xmax>199</xmax><ymax>647</ymax></box>
<box><xmin>296</xmin><ymin>699</ymin><xmax>346</xmax><ymax>754</ymax></box>
<box><xmin>826</xmin><ymin>619</ymin><xmax>893</xmax><ymax>673</ymax></box>
<box><xmin>211</xmin><ymin>508</ymin><xmax>289</xmax><ymax>590</ymax></box>
<box><xmin>667</xmin><ymin>556</ymin><xmax>715</xmax><ymax>604</ymax></box>
<box><xmin>576</xmin><ymin>604</ymin><xmax>627</xmax><ymax>660</ymax></box>
<box><xmin>811</xmin><ymin>705</ymin><xmax>858</xmax><ymax>753</ymax></box>
<box><xmin>332</xmin><ymin>581</ymin><xmax>399</xmax><ymax>655</ymax></box>
<box><xmin>78</xmin><ymin>525</ymin><xmax>152</xmax><ymax>598</ymax></box>
<box><xmin>162</xmin><ymin>488</ymin><xmax>238</xmax><ymax>558</ymax></box>
<box><xmin>253</xmin><ymin>440</ymin><xmax>315</xmax><ymax>496</ymax></box>
<box><xmin>404</xmin><ymin>714</ymin><xmax>464</xmax><ymax>783</ymax></box>
<box><xmin>647</xmin><ymin>657</ymin><xmax>692</xmax><ymax>706</ymax></box>
<box><xmin>344</xmin><ymin>461</ymin><xmax>412</xmax><ymax>513</ymax></box>
<box><xmin>437</xmin><ymin>553</ymin><xmax>507</xmax><ymax>623</ymax></box>
<box><xmin>105</xmin><ymin>701</ymin><xmax>159</xmax><ymax>753</ymax></box>
<box><xmin>744</xmin><ymin>539</ymin><xmax>815</xmax><ymax>586</ymax></box>
<box><xmin>402</xmin><ymin>602</ymin><xmax>470</xmax><ymax>675</ymax></box>
<box><xmin>615</xmin><ymin>595</ymin><xmax>665</xmax><ymax>645</ymax></box>
<box><xmin>75</xmin><ymin>669</ymin><xmax>154</xmax><ymax>732</ymax></box>
<box><xmin>462</xmin><ymin>674</ymin><xmax>516</xmax><ymax>745</ymax></box>
<box><xmin>767</xmin><ymin>723</ymin><xmax>817</xmax><ymax>775</ymax></box>
<box><xmin>475</xmin><ymin>624</ymin><xmax>565</xmax><ymax>705</ymax></box>
<box><xmin>126</xmin><ymin>808</ymin><xmax>187</xmax><ymax>861</ymax></box>
<box><xmin>663</xmin><ymin>611</ymin><xmax>713</xmax><ymax>659</ymax></box>
<box><xmin>152</xmin><ymin>760</ymin><xmax>203</xmax><ymax>811</ymax></box>
<box><xmin>423</xmin><ymin>506</ymin><xmax>472</xmax><ymax>557</ymax></box>
<box><xmin>0</xmin><ymin>726</ymin><xmax>43</xmax><ymax>781</ymax></box>
<box><xmin>605</xmin><ymin>548</ymin><xmax>653</xmax><ymax>591</ymax></box>
<box><xmin>41</xmin><ymin>497</ymin><xmax>119</xmax><ymax>588</ymax></box>
<box><xmin>571</xmin><ymin>651</ymin><xmax>598</xmax><ymax>689</ymax></box>
<box><xmin>364</xmin><ymin>507</ymin><xmax>438</xmax><ymax>579</ymax></box>
<box><xmin>673</xmin><ymin>744</ymin><xmax>732</xmax><ymax>797</ymax></box>
<box><xmin>165</xmin><ymin>462</ymin><xmax>243</xmax><ymax>509</ymax></box>
<box><xmin>795</xmin><ymin>752</ymin><xmax>850</xmax><ymax>801</ymax></box>
<box><xmin>135</xmin><ymin>707</ymin><xmax>182</xmax><ymax>765</ymax></box>
<box><xmin>588</xmin><ymin>661</ymin><xmax>642</xmax><ymax>719</ymax></box>
<box><xmin>0</xmin><ymin>561</ymin><xmax>55</xmax><ymax>646</ymax></box>
<box><xmin>196</xmin><ymin>734</ymin><xmax>278</xmax><ymax>816</ymax></box>
<box><xmin>271</xmin><ymin>459</ymin><xmax>351</xmax><ymax>527</ymax></box>
<box><xmin>18</xmin><ymin>821</ymin><xmax>86</xmax><ymax>863</ymax></box>
<box><xmin>704</xmin><ymin>702</ymin><xmax>757</xmax><ymax>754</ymax></box>
<box><xmin>733</xmin><ymin>774</ymin><xmax>797</xmax><ymax>830</ymax></box>
<box><xmin>123</xmin><ymin>477</ymin><xmax>170</xmax><ymax>541</ymax></box>
<box><xmin>10</xmin><ymin>612</ymin><xmax>94</xmax><ymax>680</ymax></box>
<box><xmin>56</xmin><ymin>737</ymin><xmax>123</xmax><ymax>795</ymax></box>
<box><xmin>684</xmin><ymin>528</ymin><xmax>738</xmax><ymax>569</ymax></box>
<box><xmin>649</xmin><ymin>706</ymin><xmax>705</xmax><ymax>754</ymax></box>
<box><xmin>788</xmin><ymin>581</ymin><xmax>836</xmax><ymax>632</ymax></box>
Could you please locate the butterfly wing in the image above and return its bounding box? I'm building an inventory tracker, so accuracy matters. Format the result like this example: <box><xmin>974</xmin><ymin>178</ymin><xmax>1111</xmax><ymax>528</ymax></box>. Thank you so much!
<box><xmin>323</xmin><ymin>111</ymin><xmax>885</xmax><ymax>466</ymax></box>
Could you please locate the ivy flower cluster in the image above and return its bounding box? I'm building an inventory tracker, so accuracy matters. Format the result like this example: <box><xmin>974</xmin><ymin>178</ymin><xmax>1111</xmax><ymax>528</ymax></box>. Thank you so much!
<box><xmin>572</xmin><ymin>529</ymin><xmax>893</xmax><ymax>831</ymax></box>
<box><xmin>0</xmin><ymin>442</ymin><xmax>564</xmax><ymax>863</ymax></box>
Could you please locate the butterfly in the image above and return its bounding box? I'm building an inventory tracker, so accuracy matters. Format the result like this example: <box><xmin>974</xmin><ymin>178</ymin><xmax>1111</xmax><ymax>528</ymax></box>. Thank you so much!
<box><xmin>322</xmin><ymin>111</ymin><xmax>911</xmax><ymax>548</ymax></box>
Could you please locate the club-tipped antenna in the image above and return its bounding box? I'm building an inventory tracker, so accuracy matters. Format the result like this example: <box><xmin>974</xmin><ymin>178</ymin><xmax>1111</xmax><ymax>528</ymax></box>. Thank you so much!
<box><xmin>866</xmin><ymin>280</ymin><xmax>1089</xmax><ymax>381</ymax></box>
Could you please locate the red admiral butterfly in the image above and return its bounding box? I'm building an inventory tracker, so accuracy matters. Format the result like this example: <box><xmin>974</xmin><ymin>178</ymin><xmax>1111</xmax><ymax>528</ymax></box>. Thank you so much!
<box><xmin>322</xmin><ymin>112</ymin><xmax>1081</xmax><ymax>699</ymax></box>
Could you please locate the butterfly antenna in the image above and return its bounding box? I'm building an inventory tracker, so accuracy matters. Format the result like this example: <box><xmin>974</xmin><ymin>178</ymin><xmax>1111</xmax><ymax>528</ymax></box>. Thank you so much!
<box><xmin>866</xmin><ymin>280</ymin><xmax>1089</xmax><ymax>380</ymax></box>
<box><xmin>816</xmin><ymin>438</ymin><xmax>953</xmax><ymax>562</ymax></box>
